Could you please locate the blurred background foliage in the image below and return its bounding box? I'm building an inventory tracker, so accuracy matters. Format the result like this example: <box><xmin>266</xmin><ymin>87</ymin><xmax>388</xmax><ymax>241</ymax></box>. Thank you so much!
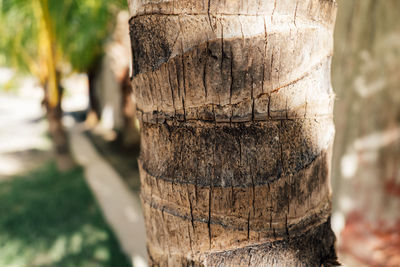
<box><xmin>0</xmin><ymin>0</ymin><xmax>127</xmax><ymax>74</ymax></box>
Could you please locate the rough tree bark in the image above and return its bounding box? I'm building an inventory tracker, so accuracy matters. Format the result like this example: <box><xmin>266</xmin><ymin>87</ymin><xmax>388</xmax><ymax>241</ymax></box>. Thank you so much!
<box><xmin>128</xmin><ymin>0</ymin><xmax>338</xmax><ymax>265</ymax></box>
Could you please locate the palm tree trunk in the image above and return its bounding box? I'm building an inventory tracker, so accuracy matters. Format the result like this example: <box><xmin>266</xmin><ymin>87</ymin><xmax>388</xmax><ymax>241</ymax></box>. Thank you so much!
<box><xmin>121</xmin><ymin>69</ymin><xmax>141</xmax><ymax>147</ymax></box>
<box><xmin>128</xmin><ymin>0</ymin><xmax>338</xmax><ymax>265</ymax></box>
<box><xmin>87</xmin><ymin>59</ymin><xmax>102</xmax><ymax>123</ymax></box>
<box><xmin>43</xmin><ymin>79</ymin><xmax>76</xmax><ymax>171</ymax></box>
<box><xmin>35</xmin><ymin>0</ymin><xmax>75</xmax><ymax>171</ymax></box>
<box><xmin>332</xmin><ymin>1</ymin><xmax>400</xmax><ymax>265</ymax></box>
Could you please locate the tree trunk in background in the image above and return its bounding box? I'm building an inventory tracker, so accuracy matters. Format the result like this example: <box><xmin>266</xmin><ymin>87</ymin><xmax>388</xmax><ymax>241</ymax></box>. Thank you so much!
<box><xmin>331</xmin><ymin>1</ymin><xmax>400</xmax><ymax>265</ymax></box>
<box><xmin>121</xmin><ymin>69</ymin><xmax>140</xmax><ymax>147</ymax></box>
<box><xmin>90</xmin><ymin>10</ymin><xmax>139</xmax><ymax>145</ymax></box>
<box><xmin>87</xmin><ymin>58</ymin><xmax>103</xmax><ymax>125</ymax></box>
<box><xmin>34</xmin><ymin>0</ymin><xmax>75</xmax><ymax>172</ymax></box>
<box><xmin>43</xmin><ymin>80</ymin><xmax>76</xmax><ymax>171</ymax></box>
<box><xmin>128</xmin><ymin>0</ymin><xmax>338</xmax><ymax>265</ymax></box>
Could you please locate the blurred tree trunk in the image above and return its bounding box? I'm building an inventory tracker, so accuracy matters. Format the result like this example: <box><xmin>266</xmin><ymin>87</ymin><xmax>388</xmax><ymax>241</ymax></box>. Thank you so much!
<box><xmin>36</xmin><ymin>0</ymin><xmax>75</xmax><ymax>171</ymax></box>
<box><xmin>128</xmin><ymin>0</ymin><xmax>338</xmax><ymax>265</ymax></box>
<box><xmin>121</xmin><ymin>69</ymin><xmax>140</xmax><ymax>147</ymax></box>
<box><xmin>87</xmin><ymin>58</ymin><xmax>102</xmax><ymax>125</ymax></box>
<box><xmin>332</xmin><ymin>0</ymin><xmax>400</xmax><ymax>265</ymax></box>
<box><xmin>87</xmin><ymin>11</ymin><xmax>140</xmax><ymax>147</ymax></box>
<box><xmin>43</xmin><ymin>79</ymin><xmax>75</xmax><ymax>171</ymax></box>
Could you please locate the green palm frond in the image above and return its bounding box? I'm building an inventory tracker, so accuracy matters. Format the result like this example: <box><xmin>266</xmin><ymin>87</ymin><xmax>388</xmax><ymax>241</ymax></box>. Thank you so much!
<box><xmin>0</xmin><ymin>0</ymin><xmax>39</xmax><ymax>73</ymax></box>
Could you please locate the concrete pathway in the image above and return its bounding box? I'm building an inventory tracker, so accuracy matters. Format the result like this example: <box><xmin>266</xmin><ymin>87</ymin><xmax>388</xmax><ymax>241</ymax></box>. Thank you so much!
<box><xmin>69</xmin><ymin>124</ymin><xmax>147</xmax><ymax>267</ymax></box>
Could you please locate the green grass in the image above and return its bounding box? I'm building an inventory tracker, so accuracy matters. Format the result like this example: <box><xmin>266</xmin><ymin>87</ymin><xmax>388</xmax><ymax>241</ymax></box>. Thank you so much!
<box><xmin>0</xmin><ymin>161</ymin><xmax>132</xmax><ymax>267</ymax></box>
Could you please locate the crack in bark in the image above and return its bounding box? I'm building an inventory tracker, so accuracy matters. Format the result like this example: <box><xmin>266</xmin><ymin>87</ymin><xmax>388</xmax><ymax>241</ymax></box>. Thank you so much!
<box><xmin>207</xmin><ymin>0</ymin><xmax>212</xmax><ymax>30</ymax></box>
<box><xmin>247</xmin><ymin>211</ymin><xmax>251</xmax><ymax>240</ymax></box>
<box><xmin>203</xmin><ymin>40</ymin><xmax>209</xmax><ymax>100</ymax></box>
<box><xmin>271</xmin><ymin>0</ymin><xmax>277</xmax><ymax>23</ymax></box>
<box><xmin>166</xmin><ymin>64</ymin><xmax>176</xmax><ymax>113</ymax></box>
<box><xmin>187</xmin><ymin>184</ymin><xmax>196</xmax><ymax>232</ymax></box>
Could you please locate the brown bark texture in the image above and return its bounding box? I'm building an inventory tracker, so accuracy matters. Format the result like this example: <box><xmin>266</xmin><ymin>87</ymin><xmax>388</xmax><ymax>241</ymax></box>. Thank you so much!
<box><xmin>128</xmin><ymin>0</ymin><xmax>338</xmax><ymax>265</ymax></box>
<box><xmin>43</xmin><ymin>81</ymin><xmax>76</xmax><ymax>171</ymax></box>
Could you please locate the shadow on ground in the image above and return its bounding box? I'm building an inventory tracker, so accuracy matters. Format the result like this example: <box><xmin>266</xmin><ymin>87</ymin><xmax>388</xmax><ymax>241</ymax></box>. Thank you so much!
<box><xmin>0</xmin><ymin>161</ymin><xmax>131</xmax><ymax>267</ymax></box>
